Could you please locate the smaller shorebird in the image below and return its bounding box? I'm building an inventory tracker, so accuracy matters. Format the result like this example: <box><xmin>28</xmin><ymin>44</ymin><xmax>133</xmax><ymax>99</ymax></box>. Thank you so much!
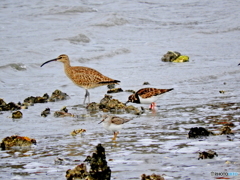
<box><xmin>99</xmin><ymin>114</ymin><xmax>132</xmax><ymax>140</ymax></box>
<box><xmin>126</xmin><ymin>87</ymin><xmax>174</xmax><ymax>104</ymax></box>
<box><xmin>41</xmin><ymin>54</ymin><xmax>120</xmax><ymax>104</ymax></box>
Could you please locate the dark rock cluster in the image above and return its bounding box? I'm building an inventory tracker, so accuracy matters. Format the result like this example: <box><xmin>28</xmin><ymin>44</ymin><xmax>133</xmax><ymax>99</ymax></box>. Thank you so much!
<box><xmin>86</xmin><ymin>94</ymin><xmax>143</xmax><ymax>115</ymax></box>
<box><xmin>66</xmin><ymin>144</ymin><xmax>111</xmax><ymax>180</ymax></box>
<box><xmin>0</xmin><ymin>98</ymin><xmax>21</xmax><ymax>111</ymax></box>
<box><xmin>188</xmin><ymin>127</ymin><xmax>213</xmax><ymax>138</ymax></box>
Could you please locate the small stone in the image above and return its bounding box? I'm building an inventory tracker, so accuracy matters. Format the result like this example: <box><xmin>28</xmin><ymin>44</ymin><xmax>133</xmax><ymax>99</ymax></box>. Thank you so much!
<box><xmin>198</xmin><ymin>150</ymin><xmax>218</xmax><ymax>160</ymax></box>
<box><xmin>143</xmin><ymin>82</ymin><xmax>150</xmax><ymax>85</ymax></box>
<box><xmin>12</xmin><ymin>111</ymin><xmax>23</xmax><ymax>119</ymax></box>
<box><xmin>107</xmin><ymin>88</ymin><xmax>123</xmax><ymax>93</ymax></box>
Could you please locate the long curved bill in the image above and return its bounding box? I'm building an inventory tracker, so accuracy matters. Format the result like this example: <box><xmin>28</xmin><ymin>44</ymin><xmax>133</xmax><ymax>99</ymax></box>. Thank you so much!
<box><xmin>40</xmin><ymin>58</ymin><xmax>58</xmax><ymax>67</ymax></box>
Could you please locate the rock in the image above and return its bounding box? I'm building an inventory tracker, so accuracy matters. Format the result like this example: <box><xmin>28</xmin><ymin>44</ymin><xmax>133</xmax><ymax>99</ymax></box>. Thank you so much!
<box><xmin>11</xmin><ymin>111</ymin><xmax>23</xmax><ymax>119</ymax></box>
<box><xmin>141</xmin><ymin>173</ymin><xmax>165</xmax><ymax>180</ymax></box>
<box><xmin>125</xmin><ymin>89</ymin><xmax>135</xmax><ymax>93</ymax></box>
<box><xmin>66</xmin><ymin>164</ymin><xmax>88</xmax><ymax>180</ymax></box>
<box><xmin>0</xmin><ymin>99</ymin><xmax>21</xmax><ymax>111</ymax></box>
<box><xmin>66</xmin><ymin>144</ymin><xmax>111</xmax><ymax>180</ymax></box>
<box><xmin>143</xmin><ymin>82</ymin><xmax>150</xmax><ymax>85</ymax></box>
<box><xmin>71</xmin><ymin>129</ymin><xmax>86</xmax><ymax>136</ymax></box>
<box><xmin>107</xmin><ymin>88</ymin><xmax>123</xmax><ymax>93</ymax></box>
<box><xmin>161</xmin><ymin>51</ymin><xmax>189</xmax><ymax>62</ymax></box>
<box><xmin>161</xmin><ymin>51</ymin><xmax>181</xmax><ymax>62</ymax></box>
<box><xmin>86</xmin><ymin>102</ymin><xmax>100</xmax><ymax>111</ymax></box>
<box><xmin>1</xmin><ymin>135</ymin><xmax>36</xmax><ymax>150</ymax></box>
<box><xmin>219</xmin><ymin>126</ymin><xmax>234</xmax><ymax>135</ymax></box>
<box><xmin>24</xmin><ymin>96</ymin><xmax>47</xmax><ymax>104</ymax></box>
<box><xmin>41</xmin><ymin>108</ymin><xmax>51</xmax><ymax>117</ymax></box>
<box><xmin>48</xmin><ymin>89</ymin><xmax>69</xmax><ymax>102</ymax></box>
<box><xmin>54</xmin><ymin>106</ymin><xmax>74</xmax><ymax>117</ymax></box>
<box><xmin>188</xmin><ymin>127</ymin><xmax>214</xmax><ymax>138</ymax></box>
<box><xmin>107</xmin><ymin>84</ymin><xmax>116</xmax><ymax>89</ymax></box>
<box><xmin>86</xmin><ymin>94</ymin><xmax>142</xmax><ymax>114</ymax></box>
<box><xmin>198</xmin><ymin>150</ymin><xmax>218</xmax><ymax>160</ymax></box>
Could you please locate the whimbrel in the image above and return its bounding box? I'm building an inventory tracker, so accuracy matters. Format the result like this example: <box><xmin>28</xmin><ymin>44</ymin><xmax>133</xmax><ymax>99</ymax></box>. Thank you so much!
<box><xmin>41</xmin><ymin>54</ymin><xmax>120</xmax><ymax>104</ymax></box>
<box><xmin>126</xmin><ymin>87</ymin><xmax>174</xmax><ymax>104</ymax></box>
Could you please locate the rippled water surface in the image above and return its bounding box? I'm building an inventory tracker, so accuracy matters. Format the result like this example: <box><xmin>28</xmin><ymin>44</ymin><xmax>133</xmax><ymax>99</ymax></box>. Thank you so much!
<box><xmin>1</xmin><ymin>0</ymin><xmax>240</xmax><ymax>179</ymax></box>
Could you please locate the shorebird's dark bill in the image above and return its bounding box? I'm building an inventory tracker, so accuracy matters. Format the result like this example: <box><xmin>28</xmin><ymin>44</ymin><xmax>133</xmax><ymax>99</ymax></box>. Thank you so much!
<box><xmin>98</xmin><ymin>120</ymin><xmax>104</xmax><ymax>124</ymax></box>
<box><xmin>40</xmin><ymin>58</ymin><xmax>57</xmax><ymax>67</ymax></box>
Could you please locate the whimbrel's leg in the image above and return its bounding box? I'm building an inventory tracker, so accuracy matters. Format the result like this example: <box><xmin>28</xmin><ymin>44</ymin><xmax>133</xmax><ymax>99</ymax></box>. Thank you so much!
<box><xmin>83</xmin><ymin>89</ymin><xmax>90</xmax><ymax>104</ymax></box>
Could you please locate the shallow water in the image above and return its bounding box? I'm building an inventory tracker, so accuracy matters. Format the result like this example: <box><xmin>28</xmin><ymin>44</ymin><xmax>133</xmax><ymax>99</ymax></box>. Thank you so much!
<box><xmin>1</xmin><ymin>0</ymin><xmax>240</xmax><ymax>179</ymax></box>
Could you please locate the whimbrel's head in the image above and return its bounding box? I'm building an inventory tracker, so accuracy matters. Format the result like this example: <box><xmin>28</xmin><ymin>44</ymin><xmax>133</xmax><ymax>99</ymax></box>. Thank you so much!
<box><xmin>40</xmin><ymin>54</ymin><xmax>69</xmax><ymax>67</ymax></box>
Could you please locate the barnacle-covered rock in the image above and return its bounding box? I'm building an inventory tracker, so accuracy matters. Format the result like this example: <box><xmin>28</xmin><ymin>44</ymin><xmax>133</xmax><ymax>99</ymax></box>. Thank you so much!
<box><xmin>125</xmin><ymin>105</ymin><xmax>143</xmax><ymax>115</ymax></box>
<box><xmin>86</xmin><ymin>102</ymin><xmax>100</xmax><ymax>111</ymax></box>
<box><xmin>99</xmin><ymin>95</ymin><xmax>125</xmax><ymax>111</ymax></box>
<box><xmin>54</xmin><ymin>106</ymin><xmax>74</xmax><ymax>117</ymax></box>
<box><xmin>219</xmin><ymin>126</ymin><xmax>234</xmax><ymax>135</ymax></box>
<box><xmin>125</xmin><ymin>89</ymin><xmax>135</xmax><ymax>93</ymax></box>
<box><xmin>66</xmin><ymin>144</ymin><xmax>111</xmax><ymax>180</ymax></box>
<box><xmin>41</xmin><ymin>108</ymin><xmax>50</xmax><ymax>117</ymax></box>
<box><xmin>143</xmin><ymin>82</ymin><xmax>150</xmax><ymax>85</ymax></box>
<box><xmin>107</xmin><ymin>84</ymin><xmax>116</xmax><ymax>89</ymax></box>
<box><xmin>161</xmin><ymin>51</ymin><xmax>181</xmax><ymax>62</ymax></box>
<box><xmin>86</xmin><ymin>94</ymin><xmax>142</xmax><ymax>114</ymax></box>
<box><xmin>198</xmin><ymin>150</ymin><xmax>218</xmax><ymax>160</ymax></box>
<box><xmin>105</xmin><ymin>99</ymin><xmax>125</xmax><ymax>111</ymax></box>
<box><xmin>107</xmin><ymin>88</ymin><xmax>123</xmax><ymax>93</ymax></box>
<box><xmin>188</xmin><ymin>127</ymin><xmax>214</xmax><ymax>138</ymax></box>
<box><xmin>0</xmin><ymin>99</ymin><xmax>21</xmax><ymax>111</ymax></box>
<box><xmin>141</xmin><ymin>173</ymin><xmax>165</xmax><ymax>180</ymax></box>
<box><xmin>99</xmin><ymin>95</ymin><xmax>113</xmax><ymax>108</ymax></box>
<box><xmin>24</xmin><ymin>96</ymin><xmax>47</xmax><ymax>104</ymax></box>
<box><xmin>161</xmin><ymin>51</ymin><xmax>189</xmax><ymax>62</ymax></box>
<box><xmin>12</xmin><ymin>111</ymin><xmax>23</xmax><ymax>119</ymax></box>
<box><xmin>71</xmin><ymin>129</ymin><xmax>86</xmax><ymax>136</ymax></box>
<box><xmin>0</xmin><ymin>98</ymin><xmax>7</xmax><ymax>107</ymax></box>
<box><xmin>54</xmin><ymin>111</ymin><xmax>74</xmax><ymax>118</ymax></box>
<box><xmin>66</xmin><ymin>163</ymin><xmax>88</xmax><ymax>180</ymax></box>
<box><xmin>48</xmin><ymin>89</ymin><xmax>69</xmax><ymax>102</ymax></box>
<box><xmin>1</xmin><ymin>135</ymin><xmax>36</xmax><ymax>150</ymax></box>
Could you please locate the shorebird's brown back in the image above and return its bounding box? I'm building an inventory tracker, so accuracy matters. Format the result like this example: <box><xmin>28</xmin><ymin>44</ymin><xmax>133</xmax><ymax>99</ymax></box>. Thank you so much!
<box><xmin>65</xmin><ymin>66</ymin><xmax>120</xmax><ymax>89</ymax></box>
<box><xmin>138</xmin><ymin>88</ymin><xmax>173</xmax><ymax>98</ymax></box>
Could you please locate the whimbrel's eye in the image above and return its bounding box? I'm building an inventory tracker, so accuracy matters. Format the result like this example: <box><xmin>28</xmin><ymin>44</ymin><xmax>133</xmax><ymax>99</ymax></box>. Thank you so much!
<box><xmin>59</xmin><ymin>56</ymin><xmax>62</xmax><ymax>59</ymax></box>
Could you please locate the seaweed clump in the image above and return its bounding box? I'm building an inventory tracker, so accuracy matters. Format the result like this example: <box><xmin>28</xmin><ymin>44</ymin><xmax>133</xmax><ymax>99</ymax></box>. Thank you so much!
<box><xmin>66</xmin><ymin>143</ymin><xmax>111</xmax><ymax>180</ymax></box>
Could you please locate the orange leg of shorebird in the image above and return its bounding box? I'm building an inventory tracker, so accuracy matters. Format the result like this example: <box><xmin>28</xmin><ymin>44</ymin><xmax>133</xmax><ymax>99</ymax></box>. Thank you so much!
<box><xmin>112</xmin><ymin>132</ymin><xmax>119</xmax><ymax>141</ymax></box>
